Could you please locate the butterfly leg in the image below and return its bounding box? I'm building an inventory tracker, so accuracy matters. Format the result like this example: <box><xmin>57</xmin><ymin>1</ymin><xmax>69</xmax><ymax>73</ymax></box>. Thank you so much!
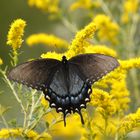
<box><xmin>63</xmin><ymin>113</ymin><xmax>67</xmax><ymax>127</ymax></box>
<box><xmin>78</xmin><ymin>110</ymin><xmax>84</xmax><ymax>125</ymax></box>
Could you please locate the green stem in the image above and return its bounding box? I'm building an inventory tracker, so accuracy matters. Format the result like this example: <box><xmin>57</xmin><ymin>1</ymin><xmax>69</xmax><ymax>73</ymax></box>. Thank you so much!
<box><xmin>104</xmin><ymin>115</ymin><xmax>108</xmax><ymax>137</ymax></box>
<box><xmin>27</xmin><ymin>93</ymin><xmax>43</xmax><ymax>128</ymax></box>
<box><xmin>98</xmin><ymin>0</ymin><xmax>117</xmax><ymax>22</ymax></box>
<box><xmin>1</xmin><ymin>115</ymin><xmax>9</xmax><ymax>129</ymax></box>
<box><xmin>26</xmin><ymin>90</ymin><xmax>36</xmax><ymax>128</ymax></box>
<box><xmin>12</xmin><ymin>49</ymin><xmax>18</xmax><ymax>66</ymax></box>
<box><xmin>0</xmin><ymin>69</ymin><xmax>27</xmax><ymax>128</ymax></box>
<box><xmin>28</xmin><ymin>111</ymin><xmax>44</xmax><ymax>131</ymax></box>
<box><xmin>28</xmin><ymin>108</ymin><xmax>52</xmax><ymax>131</ymax></box>
<box><xmin>61</xmin><ymin>18</ymin><xmax>77</xmax><ymax>33</ymax></box>
<box><xmin>48</xmin><ymin>115</ymin><xmax>62</xmax><ymax>129</ymax></box>
<box><xmin>127</xmin><ymin>14</ymin><xmax>139</xmax><ymax>107</ymax></box>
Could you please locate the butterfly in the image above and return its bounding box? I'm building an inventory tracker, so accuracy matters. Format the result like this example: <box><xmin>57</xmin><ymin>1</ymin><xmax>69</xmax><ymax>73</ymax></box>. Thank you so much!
<box><xmin>8</xmin><ymin>53</ymin><xmax>119</xmax><ymax>126</ymax></box>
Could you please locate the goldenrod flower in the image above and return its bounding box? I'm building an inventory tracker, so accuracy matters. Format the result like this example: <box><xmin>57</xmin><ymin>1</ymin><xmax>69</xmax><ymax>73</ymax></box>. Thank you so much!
<box><xmin>41</xmin><ymin>51</ymin><xmax>64</xmax><ymax>60</ymax></box>
<box><xmin>70</xmin><ymin>0</ymin><xmax>92</xmax><ymax>11</ymax></box>
<box><xmin>38</xmin><ymin>132</ymin><xmax>52</xmax><ymax>140</ymax></box>
<box><xmin>98</xmin><ymin>67</ymin><xmax>130</xmax><ymax>111</ymax></box>
<box><xmin>121</xmin><ymin>0</ymin><xmax>139</xmax><ymax>23</ymax></box>
<box><xmin>91</xmin><ymin>88</ymin><xmax>117</xmax><ymax>115</ymax></box>
<box><xmin>7</xmin><ymin>19</ymin><xmax>26</xmax><ymax>50</ymax></box>
<box><xmin>0</xmin><ymin>128</ymin><xmax>51</xmax><ymax>139</ymax></box>
<box><xmin>90</xmin><ymin>112</ymin><xmax>118</xmax><ymax>138</ymax></box>
<box><xmin>64</xmin><ymin>49</ymin><xmax>76</xmax><ymax>59</ymax></box>
<box><xmin>26</xmin><ymin>130</ymin><xmax>38</xmax><ymax>138</ymax></box>
<box><xmin>27</xmin><ymin>0</ymin><xmax>59</xmax><ymax>13</ymax></box>
<box><xmin>120</xmin><ymin>58</ymin><xmax>140</xmax><ymax>70</ymax></box>
<box><xmin>84</xmin><ymin>45</ymin><xmax>117</xmax><ymax>57</ymax></box>
<box><xmin>70</xmin><ymin>0</ymin><xmax>101</xmax><ymax>11</ymax></box>
<box><xmin>0</xmin><ymin>128</ymin><xmax>22</xmax><ymax>139</ymax></box>
<box><xmin>69</xmin><ymin>22</ymin><xmax>96</xmax><ymax>54</ymax></box>
<box><xmin>0</xmin><ymin>58</ymin><xmax>3</xmax><ymax>65</ymax></box>
<box><xmin>109</xmin><ymin>74</ymin><xmax>130</xmax><ymax>112</ymax></box>
<box><xmin>118</xmin><ymin>108</ymin><xmax>140</xmax><ymax>137</ymax></box>
<box><xmin>93</xmin><ymin>14</ymin><xmax>120</xmax><ymax>44</ymax></box>
<box><xmin>41</xmin><ymin>50</ymin><xmax>76</xmax><ymax>60</ymax></box>
<box><xmin>26</xmin><ymin>33</ymin><xmax>68</xmax><ymax>49</ymax></box>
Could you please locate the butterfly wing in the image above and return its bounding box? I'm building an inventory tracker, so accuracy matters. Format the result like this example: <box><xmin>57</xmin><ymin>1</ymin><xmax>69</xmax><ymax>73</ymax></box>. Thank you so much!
<box><xmin>69</xmin><ymin>53</ymin><xmax>119</xmax><ymax>84</ymax></box>
<box><xmin>8</xmin><ymin>59</ymin><xmax>61</xmax><ymax>90</ymax></box>
<box><xmin>68</xmin><ymin>63</ymin><xmax>85</xmax><ymax>96</ymax></box>
<box><xmin>48</xmin><ymin>64</ymin><xmax>69</xmax><ymax>97</ymax></box>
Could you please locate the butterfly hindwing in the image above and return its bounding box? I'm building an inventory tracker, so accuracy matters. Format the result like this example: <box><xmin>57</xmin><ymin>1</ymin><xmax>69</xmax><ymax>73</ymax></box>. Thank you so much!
<box><xmin>69</xmin><ymin>53</ymin><xmax>119</xmax><ymax>84</ymax></box>
<box><xmin>49</xmin><ymin>63</ymin><xmax>69</xmax><ymax>97</ymax></box>
<box><xmin>8</xmin><ymin>59</ymin><xmax>61</xmax><ymax>90</ymax></box>
<box><xmin>68</xmin><ymin>63</ymin><xmax>85</xmax><ymax>96</ymax></box>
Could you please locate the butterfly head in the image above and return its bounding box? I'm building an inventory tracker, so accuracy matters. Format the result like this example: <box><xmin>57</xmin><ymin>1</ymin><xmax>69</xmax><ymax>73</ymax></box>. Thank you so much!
<box><xmin>62</xmin><ymin>56</ymin><xmax>67</xmax><ymax>64</ymax></box>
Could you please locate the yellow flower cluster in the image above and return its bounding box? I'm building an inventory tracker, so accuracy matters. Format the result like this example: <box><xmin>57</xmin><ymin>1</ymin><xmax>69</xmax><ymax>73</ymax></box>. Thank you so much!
<box><xmin>26</xmin><ymin>33</ymin><xmax>68</xmax><ymax>49</ymax></box>
<box><xmin>90</xmin><ymin>112</ymin><xmax>118</xmax><ymax>139</ymax></box>
<box><xmin>69</xmin><ymin>22</ymin><xmax>96</xmax><ymax>54</ymax></box>
<box><xmin>84</xmin><ymin>45</ymin><xmax>117</xmax><ymax>57</ymax></box>
<box><xmin>120</xmin><ymin>58</ymin><xmax>140</xmax><ymax>70</ymax></box>
<box><xmin>27</xmin><ymin>0</ymin><xmax>59</xmax><ymax>13</ymax></box>
<box><xmin>0</xmin><ymin>128</ymin><xmax>52</xmax><ymax>140</ymax></box>
<box><xmin>70</xmin><ymin>0</ymin><xmax>101</xmax><ymax>11</ymax></box>
<box><xmin>96</xmin><ymin>68</ymin><xmax>130</xmax><ymax>111</ymax></box>
<box><xmin>7</xmin><ymin>19</ymin><xmax>26</xmax><ymax>50</ymax></box>
<box><xmin>0</xmin><ymin>128</ymin><xmax>22</xmax><ymax>139</ymax></box>
<box><xmin>41</xmin><ymin>51</ymin><xmax>63</xmax><ymax>60</ymax></box>
<box><xmin>109</xmin><ymin>71</ymin><xmax>130</xmax><ymax>113</ymax></box>
<box><xmin>0</xmin><ymin>58</ymin><xmax>3</xmax><ymax>65</ymax></box>
<box><xmin>121</xmin><ymin>0</ymin><xmax>139</xmax><ymax>23</ymax></box>
<box><xmin>119</xmin><ymin>108</ymin><xmax>140</xmax><ymax>137</ymax></box>
<box><xmin>93</xmin><ymin>14</ymin><xmax>120</xmax><ymax>44</ymax></box>
<box><xmin>70</xmin><ymin>0</ymin><xmax>91</xmax><ymax>10</ymax></box>
<box><xmin>91</xmin><ymin>88</ymin><xmax>116</xmax><ymax>116</ymax></box>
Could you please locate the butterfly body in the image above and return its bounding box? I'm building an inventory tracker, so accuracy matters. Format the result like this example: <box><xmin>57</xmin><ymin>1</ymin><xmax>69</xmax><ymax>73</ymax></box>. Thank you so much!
<box><xmin>8</xmin><ymin>54</ymin><xmax>119</xmax><ymax>126</ymax></box>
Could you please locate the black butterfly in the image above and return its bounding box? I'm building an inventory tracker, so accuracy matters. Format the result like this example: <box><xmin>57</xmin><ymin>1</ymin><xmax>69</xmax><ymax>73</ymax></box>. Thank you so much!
<box><xmin>8</xmin><ymin>53</ymin><xmax>119</xmax><ymax>126</ymax></box>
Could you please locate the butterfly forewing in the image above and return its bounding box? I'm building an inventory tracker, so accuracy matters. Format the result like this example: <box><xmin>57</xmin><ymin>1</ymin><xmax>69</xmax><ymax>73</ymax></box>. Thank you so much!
<box><xmin>69</xmin><ymin>53</ymin><xmax>119</xmax><ymax>84</ymax></box>
<box><xmin>8</xmin><ymin>59</ymin><xmax>61</xmax><ymax>90</ymax></box>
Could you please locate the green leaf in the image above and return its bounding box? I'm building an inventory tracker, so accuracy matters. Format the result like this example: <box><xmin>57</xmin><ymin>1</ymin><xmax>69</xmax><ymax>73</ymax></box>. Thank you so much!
<box><xmin>0</xmin><ymin>104</ymin><xmax>11</xmax><ymax>116</ymax></box>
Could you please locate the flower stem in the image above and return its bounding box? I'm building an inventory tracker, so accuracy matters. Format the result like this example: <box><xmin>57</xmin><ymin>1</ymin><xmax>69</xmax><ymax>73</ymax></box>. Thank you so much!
<box><xmin>127</xmin><ymin>14</ymin><xmax>139</xmax><ymax>108</ymax></box>
<box><xmin>99</xmin><ymin>0</ymin><xmax>116</xmax><ymax>22</ymax></box>
<box><xmin>0</xmin><ymin>69</ymin><xmax>27</xmax><ymax>128</ymax></box>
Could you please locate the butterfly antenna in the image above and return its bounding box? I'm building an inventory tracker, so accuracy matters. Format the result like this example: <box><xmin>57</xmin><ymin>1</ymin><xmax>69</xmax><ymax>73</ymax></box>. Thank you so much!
<box><xmin>79</xmin><ymin>111</ymin><xmax>84</xmax><ymax>125</ymax></box>
<box><xmin>63</xmin><ymin>113</ymin><xmax>66</xmax><ymax>127</ymax></box>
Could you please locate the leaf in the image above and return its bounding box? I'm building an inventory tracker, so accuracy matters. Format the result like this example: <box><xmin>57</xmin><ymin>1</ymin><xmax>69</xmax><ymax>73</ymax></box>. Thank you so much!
<box><xmin>0</xmin><ymin>104</ymin><xmax>11</xmax><ymax>116</ymax></box>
